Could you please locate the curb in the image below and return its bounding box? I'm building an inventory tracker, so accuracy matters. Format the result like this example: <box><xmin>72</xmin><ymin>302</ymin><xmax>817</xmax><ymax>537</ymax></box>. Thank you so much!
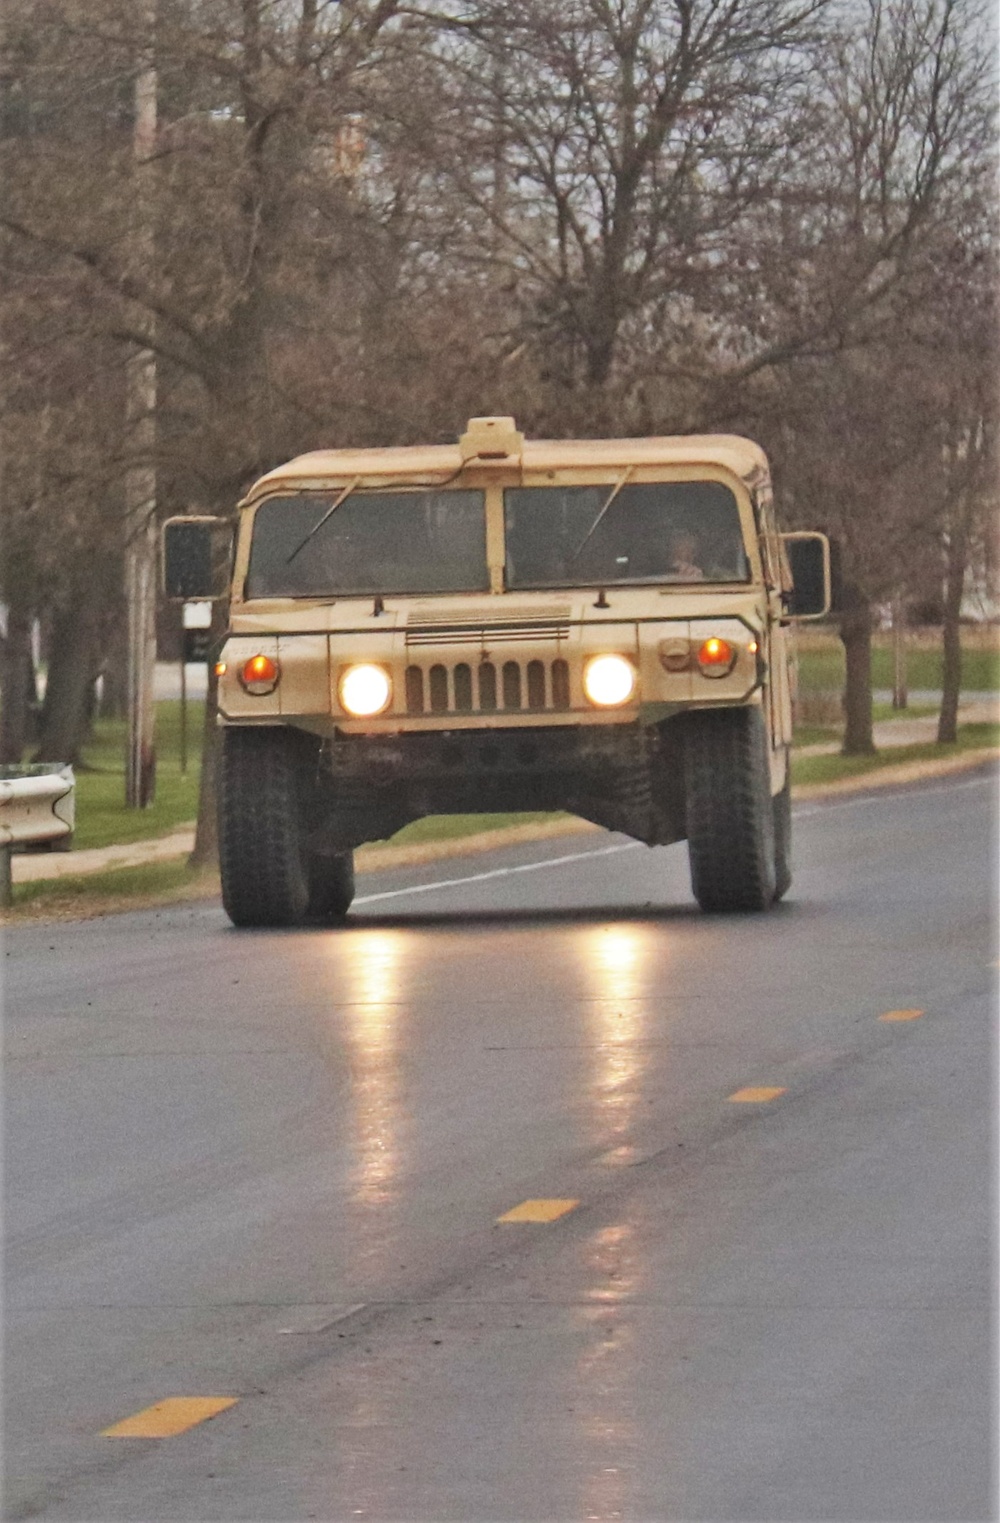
<box><xmin>791</xmin><ymin>747</ymin><xmax>998</xmax><ymax>800</ymax></box>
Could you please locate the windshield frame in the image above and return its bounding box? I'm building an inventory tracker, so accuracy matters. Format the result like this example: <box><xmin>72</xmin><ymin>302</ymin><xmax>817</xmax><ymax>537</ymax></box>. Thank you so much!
<box><xmin>232</xmin><ymin>465</ymin><xmax>761</xmax><ymax>607</ymax></box>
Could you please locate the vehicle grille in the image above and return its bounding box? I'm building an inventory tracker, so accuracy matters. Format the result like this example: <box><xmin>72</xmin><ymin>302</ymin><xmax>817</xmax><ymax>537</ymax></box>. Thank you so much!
<box><xmin>404</xmin><ymin>606</ymin><xmax>572</xmax><ymax>647</ymax></box>
<box><xmin>404</xmin><ymin>658</ymin><xmax>571</xmax><ymax>715</ymax></box>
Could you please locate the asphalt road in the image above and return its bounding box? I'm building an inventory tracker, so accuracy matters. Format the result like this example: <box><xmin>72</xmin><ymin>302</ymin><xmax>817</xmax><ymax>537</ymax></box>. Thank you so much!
<box><xmin>3</xmin><ymin>769</ymin><xmax>997</xmax><ymax>1522</ymax></box>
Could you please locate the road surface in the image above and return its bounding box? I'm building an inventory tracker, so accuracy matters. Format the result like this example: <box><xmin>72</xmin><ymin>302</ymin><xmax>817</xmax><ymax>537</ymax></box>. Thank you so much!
<box><xmin>3</xmin><ymin>768</ymin><xmax>997</xmax><ymax>1521</ymax></box>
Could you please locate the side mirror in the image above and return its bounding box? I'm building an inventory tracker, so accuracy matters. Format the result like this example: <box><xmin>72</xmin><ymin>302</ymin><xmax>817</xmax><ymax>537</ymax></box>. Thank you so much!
<box><xmin>162</xmin><ymin>517</ymin><xmax>232</xmax><ymax>601</ymax></box>
<box><xmin>780</xmin><ymin>532</ymin><xmax>832</xmax><ymax>619</ymax></box>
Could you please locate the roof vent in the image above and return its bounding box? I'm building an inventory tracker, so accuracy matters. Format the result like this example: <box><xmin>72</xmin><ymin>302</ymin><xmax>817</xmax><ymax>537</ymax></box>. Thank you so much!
<box><xmin>459</xmin><ymin>416</ymin><xmax>524</xmax><ymax>462</ymax></box>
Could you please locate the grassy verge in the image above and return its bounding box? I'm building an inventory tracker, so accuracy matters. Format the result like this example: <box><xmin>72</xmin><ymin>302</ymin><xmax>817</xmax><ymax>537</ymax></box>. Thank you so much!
<box><xmin>4</xmin><ymin>861</ymin><xmax>220</xmax><ymax>922</ymax></box>
<box><xmin>792</xmin><ymin>723</ymin><xmax>999</xmax><ymax>787</ymax></box>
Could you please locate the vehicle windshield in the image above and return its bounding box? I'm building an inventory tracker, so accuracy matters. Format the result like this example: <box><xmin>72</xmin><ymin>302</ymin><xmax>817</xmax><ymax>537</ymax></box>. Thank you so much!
<box><xmin>246</xmin><ymin>489</ymin><xmax>489</xmax><ymax>598</ymax></box>
<box><xmin>504</xmin><ymin>481</ymin><xmax>748</xmax><ymax>589</ymax></box>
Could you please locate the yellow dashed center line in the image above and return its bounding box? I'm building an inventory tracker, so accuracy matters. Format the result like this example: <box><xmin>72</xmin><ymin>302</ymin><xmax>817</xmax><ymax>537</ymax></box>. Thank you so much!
<box><xmin>497</xmin><ymin>1198</ymin><xmax>579</xmax><ymax>1223</ymax></box>
<box><xmin>727</xmin><ymin>1086</ymin><xmax>787</xmax><ymax>1103</ymax></box>
<box><xmin>102</xmin><ymin>1397</ymin><xmax>239</xmax><ymax>1438</ymax></box>
<box><xmin>879</xmin><ymin>1008</ymin><xmax>925</xmax><ymax>1022</ymax></box>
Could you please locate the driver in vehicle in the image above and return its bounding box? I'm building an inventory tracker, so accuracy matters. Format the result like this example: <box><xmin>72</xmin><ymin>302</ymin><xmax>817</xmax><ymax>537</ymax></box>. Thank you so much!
<box><xmin>665</xmin><ymin>530</ymin><xmax>705</xmax><ymax>581</ymax></box>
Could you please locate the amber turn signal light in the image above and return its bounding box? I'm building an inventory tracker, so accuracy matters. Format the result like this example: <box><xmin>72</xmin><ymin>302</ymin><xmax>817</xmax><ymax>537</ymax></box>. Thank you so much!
<box><xmin>239</xmin><ymin>653</ymin><xmax>280</xmax><ymax>695</ymax></box>
<box><xmin>696</xmin><ymin>637</ymin><xmax>736</xmax><ymax>677</ymax></box>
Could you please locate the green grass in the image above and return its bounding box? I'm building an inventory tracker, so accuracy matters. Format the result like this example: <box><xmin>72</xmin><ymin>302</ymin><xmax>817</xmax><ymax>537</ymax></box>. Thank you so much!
<box><xmin>792</xmin><ymin>723</ymin><xmax>840</xmax><ymax>747</ymax></box>
<box><xmin>385</xmin><ymin>811</ymin><xmax>567</xmax><ymax>846</ymax></box>
<box><xmin>791</xmin><ymin>723</ymin><xmax>999</xmax><ymax>787</ymax></box>
<box><xmin>797</xmin><ymin>641</ymin><xmax>1000</xmax><ymax>694</ymax></box>
<box><xmin>72</xmin><ymin>700</ymin><xmax>203</xmax><ymax>850</ymax></box>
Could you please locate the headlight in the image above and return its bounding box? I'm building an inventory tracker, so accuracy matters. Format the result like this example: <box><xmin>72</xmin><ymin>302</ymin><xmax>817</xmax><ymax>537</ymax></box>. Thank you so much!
<box><xmin>239</xmin><ymin>654</ymin><xmax>280</xmax><ymax>695</ymax></box>
<box><xmin>583</xmin><ymin>654</ymin><xmax>636</xmax><ymax>707</ymax></box>
<box><xmin>339</xmin><ymin>663</ymin><xmax>392</xmax><ymax>716</ymax></box>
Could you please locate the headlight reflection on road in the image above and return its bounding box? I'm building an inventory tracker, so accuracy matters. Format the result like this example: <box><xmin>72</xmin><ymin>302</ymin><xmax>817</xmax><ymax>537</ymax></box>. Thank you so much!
<box><xmin>576</xmin><ymin>1225</ymin><xmax>639</xmax><ymax>1523</ymax></box>
<box><xmin>583</xmin><ymin>924</ymin><xmax>654</xmax><ymax>1153</ymax></box>
<box><xmin>342</xmin><ymin>929</ymin><xmax>407</xmax><ymax>1206</ymax></box>
<box><xmin>574</xmin><ymin>927</ymin><xmax>656</xmax><ymax>1518</ymax></box>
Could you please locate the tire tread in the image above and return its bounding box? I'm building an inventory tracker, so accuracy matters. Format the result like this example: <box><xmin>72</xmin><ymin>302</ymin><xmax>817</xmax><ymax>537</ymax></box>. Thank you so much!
<box><xmin>684</xmin><ymin>708</ymin><xmax>777</xmax><ymax>912</ymax></box>
<box><xmin>219</xmin><ymin>729</ymin><xmax>311</xmax><ymax>927</ymax></box>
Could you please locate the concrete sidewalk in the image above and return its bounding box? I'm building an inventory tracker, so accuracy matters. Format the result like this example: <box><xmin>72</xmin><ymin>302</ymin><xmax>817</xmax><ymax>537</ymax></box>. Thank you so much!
<box><xmin>12</xmin><ymin>698</ymin><xmax>998</xmax><ymax>886</ymax></box>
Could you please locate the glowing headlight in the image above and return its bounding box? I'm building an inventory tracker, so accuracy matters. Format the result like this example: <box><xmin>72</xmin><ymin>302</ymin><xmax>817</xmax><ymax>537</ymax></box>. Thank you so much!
<box><xmin>339</xmin><ymin>664</ymin><xmax>392</xmax><ymax>717</ymax></box>
<box><xmin>583</xmin><ymin>654</ymin><xmax>636</xmax><ymax>707</ymax></box>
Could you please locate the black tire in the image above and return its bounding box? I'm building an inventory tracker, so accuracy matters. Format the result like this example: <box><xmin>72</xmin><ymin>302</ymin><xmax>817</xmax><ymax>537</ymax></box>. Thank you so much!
<box><xmin>684</xmin><ymin>707</ymin><xmax>777</xmax><ymax>912</ymax></box>
<box><xmin>219</xmin><ymin>728</ymin><xmax>311</xmax><ymax>928</ymax></box>
<box><xmin>772</xmin><ymin>761</ymin><xmax>792</xmax><ymax>901</ymax></box>
<box><xmin>307</xmin><ymin>851</ymin><xmax>355</xmax><ymax>922</ymax></box>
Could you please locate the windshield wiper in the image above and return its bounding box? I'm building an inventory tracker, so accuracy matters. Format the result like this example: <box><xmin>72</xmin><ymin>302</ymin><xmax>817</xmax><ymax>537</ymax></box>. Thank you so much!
<box><xmin>570</xmin><ymin>467</ymin><xmax>635</xmax><ymax>561</ymax></box>
<box><xmin>285</xmin><ymin>476</ymin><xmax>361</xmax><ymax>565</ymax></box>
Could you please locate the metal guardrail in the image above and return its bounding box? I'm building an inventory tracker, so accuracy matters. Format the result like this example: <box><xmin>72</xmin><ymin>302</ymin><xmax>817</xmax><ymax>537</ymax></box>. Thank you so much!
<box><xmin>0</xmin><ymin>764</ymin><xmax>75</xmax><ymax>908</ymax></box>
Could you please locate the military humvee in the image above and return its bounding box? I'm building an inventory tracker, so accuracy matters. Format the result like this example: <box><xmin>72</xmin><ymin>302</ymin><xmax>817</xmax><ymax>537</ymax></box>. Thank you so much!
<box><xmin>164</xmin><ymin>417</ymin><xmax>830</xmax><ymax>927</ymax></box>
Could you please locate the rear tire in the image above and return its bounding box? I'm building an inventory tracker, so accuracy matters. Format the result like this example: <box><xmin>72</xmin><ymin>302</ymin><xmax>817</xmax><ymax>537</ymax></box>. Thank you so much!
<box><xmin>219</xmin><ymin>728</ymin><xmax>311</xmax><ymax>928</ymax></box>
<box><xmin>308</xmin><ymin>851</ymin><xmax>355</xmax><ymax>922</ymax></box>
<box><xmin>684</xmin><ymin>708</ymin><xmax>777</xmax><ymax>912</ymax></box>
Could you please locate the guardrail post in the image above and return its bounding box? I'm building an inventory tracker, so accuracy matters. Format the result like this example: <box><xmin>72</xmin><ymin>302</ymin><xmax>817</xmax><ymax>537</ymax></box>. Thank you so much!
<box><xmin>0</xmin><ymin>765</ymin><xmax>75</xmax><ymax>907</ymax></box>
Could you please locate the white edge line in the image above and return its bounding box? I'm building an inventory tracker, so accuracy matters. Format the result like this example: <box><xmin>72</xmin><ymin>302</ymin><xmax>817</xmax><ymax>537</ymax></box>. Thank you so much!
<box><xmin>352</xmin><ymin>842</ymin><xmax>642</xmax><ymax>906</ymax></box>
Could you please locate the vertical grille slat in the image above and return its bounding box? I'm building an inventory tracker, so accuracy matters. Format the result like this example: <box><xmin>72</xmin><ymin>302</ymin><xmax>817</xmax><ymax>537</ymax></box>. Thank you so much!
<box><xmin>405</xmin><ymin>666</ymin><xmax>424</xmax><ymax>715</ymax></box>
<box><xmin>552</xmin><ymin>658</ymin><xmax>570</xmax><ymax>709</ymax></box>
<box><xmin>429</xmin><ymin>664</ymin><xmax>449</xmax><ymax>713</ymax></box>
<box><xmin>401</xmin><ymin>658</ymin><xmax>572</xmax><ymax>715</ymax></box>
<box><xmin>478</xmin><ymin>662</ymin><xmax>497</xmax><ymax>710</ymax></box>
<box><xmin>454</xmin><ymin>663</ymin><xmax>473</xmax><ymax>710</ymax></box>
<box><xmin>527</xmin><ymin>660</ymin><xmax>546</xmax><ymax>710</ymax></box>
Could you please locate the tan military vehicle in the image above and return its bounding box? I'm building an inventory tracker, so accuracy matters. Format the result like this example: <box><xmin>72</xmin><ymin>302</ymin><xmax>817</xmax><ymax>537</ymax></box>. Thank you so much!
<box><xmin>164</xmin><ymin>417</ymin><xmax>831</xmax><ymax>927</ymax></box>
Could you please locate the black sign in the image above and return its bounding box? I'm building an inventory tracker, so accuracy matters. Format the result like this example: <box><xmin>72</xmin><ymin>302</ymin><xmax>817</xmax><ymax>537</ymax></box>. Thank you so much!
<box><xmin>183</xmin><ymin>627</ymin><xmax>213</xmax><ymax>663</ymax></box>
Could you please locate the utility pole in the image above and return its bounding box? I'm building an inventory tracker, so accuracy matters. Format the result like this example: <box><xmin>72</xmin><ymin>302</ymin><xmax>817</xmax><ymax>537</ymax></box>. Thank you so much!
<box><xmin>891</xmin><ymin>593</ymin><xmax>908</xmax><ymax>710</ymax></box>
<box><xmin>125</xmin><ymin>7</ymin><xmax>158</xmax><ymax>807</ymax></box>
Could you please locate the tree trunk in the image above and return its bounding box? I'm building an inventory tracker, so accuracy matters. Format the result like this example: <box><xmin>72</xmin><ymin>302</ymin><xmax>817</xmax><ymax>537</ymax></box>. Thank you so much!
<box><xmin>839</xmin><ymin>583</ymin><xmax>876</xmax><ymax>755</ymax></box>
<box><xmin>188</xmin><ymin>598</ymin><xmax>228</xmax><ymax>867</ymax></box>
<box><xmin>0</xmin><ymin>606</ymin><xmax>37</xmax><ymax>764</ymax></box>
<box><xmin>34</xmin><ymin>590</ymin><xmax>105</xmax><ymax>765</ymax></box>
<box><xmin>937</xmin><ymin>516</ymin><xmax>967</xmax><ymax>744</ymax></box>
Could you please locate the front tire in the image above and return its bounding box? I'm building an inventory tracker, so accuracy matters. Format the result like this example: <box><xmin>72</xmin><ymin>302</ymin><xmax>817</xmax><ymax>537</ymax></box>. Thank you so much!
<box><xmin>219</xmin><ymin>728</ymin><xmax>311</xmax><ymax>928</ymax></box>
<box><xmin>684</xmin><ymin>708</ymin><xmax>777</xmax><ymax>912</ymax></box>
